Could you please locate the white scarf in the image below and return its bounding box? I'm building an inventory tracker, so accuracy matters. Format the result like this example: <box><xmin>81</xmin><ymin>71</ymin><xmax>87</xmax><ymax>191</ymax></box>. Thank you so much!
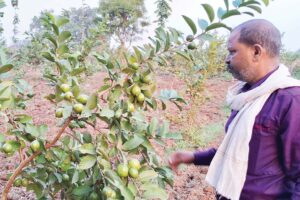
<box><xmin>205</xmin><ymin>64</ymin><xmax>300</xmax><ymax>200</ymax></box>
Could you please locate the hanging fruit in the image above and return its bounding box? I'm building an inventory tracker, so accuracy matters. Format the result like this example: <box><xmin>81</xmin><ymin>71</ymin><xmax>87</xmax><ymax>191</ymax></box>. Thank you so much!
<box><xmin>11</xmin><ymin>0</ymin><xmax>18</xmax><ymax>7</ymax></box>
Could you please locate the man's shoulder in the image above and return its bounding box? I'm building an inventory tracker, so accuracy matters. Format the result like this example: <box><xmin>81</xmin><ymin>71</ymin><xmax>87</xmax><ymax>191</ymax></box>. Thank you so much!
<box><xmin>272</xmin><ymin>86</ymin><xmax>300</xmax><ymax>105</ymax></box>
<box><xmin>276</xmin><ymin>86</ymin><xmax>300</xmax><ymax>97</ymax></box>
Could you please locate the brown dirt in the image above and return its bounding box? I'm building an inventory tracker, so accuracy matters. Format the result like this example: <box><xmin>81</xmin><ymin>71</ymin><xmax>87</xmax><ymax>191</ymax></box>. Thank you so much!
<box><xmin>0</xmin><ymin>68</ymin><xmax>233</xmax><ymax>199</ymax></box>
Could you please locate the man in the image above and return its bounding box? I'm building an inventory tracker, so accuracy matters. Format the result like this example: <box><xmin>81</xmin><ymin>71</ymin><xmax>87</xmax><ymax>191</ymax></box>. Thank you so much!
<box><xmin>168</xmin><ymin>19</ymin><xmax>300</xmax><ymax>200</ymax></box>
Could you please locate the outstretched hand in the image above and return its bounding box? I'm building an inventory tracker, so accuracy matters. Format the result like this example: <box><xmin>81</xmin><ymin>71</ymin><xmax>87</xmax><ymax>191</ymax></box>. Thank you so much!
<box><xmin>168</xmin><ymin>151</ymin><xmax>195</xmax><ymax>175</ymax></box>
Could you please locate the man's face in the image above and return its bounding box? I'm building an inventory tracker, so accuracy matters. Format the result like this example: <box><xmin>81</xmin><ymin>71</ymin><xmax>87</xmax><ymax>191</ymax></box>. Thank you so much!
<box><xmin>225</xmin><ymin>31</ymin><xmax>256</xmax><ymax>83</ymax></box>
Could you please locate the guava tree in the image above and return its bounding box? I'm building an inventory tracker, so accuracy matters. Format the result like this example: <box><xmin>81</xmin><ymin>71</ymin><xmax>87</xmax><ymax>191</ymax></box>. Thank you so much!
<box><xmin>0</xmin><ymin>0</ymin><xmax>272</xmax><ymax>199</ymax></box>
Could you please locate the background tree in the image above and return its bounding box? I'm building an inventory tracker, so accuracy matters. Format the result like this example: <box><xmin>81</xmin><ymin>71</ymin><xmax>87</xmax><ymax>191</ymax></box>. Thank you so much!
<box><xmin>98</xmin><ymin>0</ymin><xmax>149</xmax><ymax>48</ymax></box>
<box><xmin>155</xmin><ymin>0</ymin><xmax>172</xmax><ymax>28</ymax></box>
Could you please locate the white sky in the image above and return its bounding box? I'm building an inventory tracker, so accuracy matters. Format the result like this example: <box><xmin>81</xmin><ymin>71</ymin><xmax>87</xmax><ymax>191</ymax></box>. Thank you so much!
<box><xmin>1</xmin><ymin>0</ymin><xmax>300</xmax><ymax>51</ymax></box>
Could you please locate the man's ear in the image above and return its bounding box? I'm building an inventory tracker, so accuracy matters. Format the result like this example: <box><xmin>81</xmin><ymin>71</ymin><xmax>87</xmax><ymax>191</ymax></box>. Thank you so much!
<box><xmin>252</xmin><ymin>44</ymin><xmax>263</xmax><ymax>61</ymax></box>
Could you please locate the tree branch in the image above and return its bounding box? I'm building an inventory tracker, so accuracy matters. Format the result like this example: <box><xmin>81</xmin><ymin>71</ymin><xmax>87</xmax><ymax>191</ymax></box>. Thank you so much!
<box><xmin>1</xmin><ymin>117</ymin><xmax>72</xmax><ymax>200</ymax></box>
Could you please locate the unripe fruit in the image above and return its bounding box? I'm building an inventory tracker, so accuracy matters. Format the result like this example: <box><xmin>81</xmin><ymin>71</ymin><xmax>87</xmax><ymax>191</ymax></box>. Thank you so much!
<box><xmin>117</xmin><ymin>164</ymin><xmax>129</xmax><ymax>177</ymax></box>
<box><xmin>62</xmin><ymin>174</ymin><xmax>70</xmax><ymax>181</ymax></box>
<box><xmin>69</xmin><ymin>121</ymin><xmax>77</xmax><ymax>129</ymax></box>
<box><xmin>60</xmin><ymin>84</ymin><xmax>70</xmax><ymax>92</ymax></box>
<box><xmin>73</xmin><ymin>103</ymin><xmax>84</xmax><ymax>114</ymax></box>
<box><xmin>89</xmin><ymin>192</ymin><xmax>98</xmax><ymax>200</ymax></box>
<box><xmin>137</xmin><ymin>93</ymin><xmax>145</xmax><ymax>103</ymax></box>
<box><xmin>55</xmin><ymin>108</ymin><xmax>63</xmax><ymax>118</ymax></box>
<box><xmin>131</xmin><ymin>85</ymin><xmax>141</xmax><ymax>96</ymax></box>
<box><xmin>111</xmin><ymin>190</ymin><xmax>117</xmax><ymax>198</ymax></box>
<box><xmin>143</xmin><ymin>90</ymin><xmax>152</xmax><ymax>98</ymax></box>
<box><xmin>27</xmin><ymin>93</ymin><xmax>34</xmax><ymax>98</ymax></box>
<box><xmin>76</xmin><ymin>94</ymin><xmax>89</xmax><ymax>105</ymax></box>
<box><xmin>186</xmin><ymin>34</ymin><xmax>194</xmax><ymax>42</ymax></box>
<box><xmin>142</xmin><ymin>74</ymin><xmax>151</xmax><ymax>84</ymax></box>
<box><xmin>187</xmin><ymin>42</ymin><xmax>197</xmax><ymax>50</ymax></box>
<box><xmin>14</xmin><ymin>178</ymin><xmax>22</xmax><ymax>187</ymax></box>
<box><xmin>2</xmin><ymin>143</ymin><xmax>13</xmax><ymax>154</ymax></box>
<box><xmin>128</xmin><ymin>159</ymin><xmax>141</xmax><ymax>170</ymax></box>
<box><xmin>30</xmin><ymin>140</ymin><xmax>41</xmax><ymax>152</ymax></box>
<box><xmin>64</xmin><ymin>91</ymin><xmax>74</xmax><ymax>101</ymax></box>
<box><xmin>103</xmin><ymin>187</ymin><xmax>115</xmax><ymax>198</ymax></box>
<box><xmin>128</xmin><ymin>103</ymin><xmax>135</xmax><ymax>113</ymax></box>
<box><xmin>21</xmin><ymin>178</ymin><xmax>29</xmax><ymax>187</ymax></box>
<box><xmin>78</xmin><ymin>121</ymin><xmax>86</xmax><ymax>128</ymax></box>
<box><xmin>130</xmin><ymin>62</ymin><xmax>139</xmax><ymax>70</ymax></box>
<box><xmin>129</xmin><ymin>167</ymin><xmax>139</xmax><ymax>178</ymax></box>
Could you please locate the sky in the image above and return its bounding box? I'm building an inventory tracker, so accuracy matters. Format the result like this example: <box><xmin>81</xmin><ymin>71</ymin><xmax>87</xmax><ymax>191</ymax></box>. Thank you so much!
<box><xmin>1</xmin><ymin>0</ymin><xmax>300</xmax><ymax>51</ymax></box>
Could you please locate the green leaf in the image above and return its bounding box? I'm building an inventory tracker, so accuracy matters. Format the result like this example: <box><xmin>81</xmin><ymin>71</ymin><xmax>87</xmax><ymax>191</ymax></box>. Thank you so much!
<box><xmin>86</xmin><ymin>93</ymin><xmax>97</xmax><ymax>110</ymax></box>
<box><xmin>246</xmin><ymin>5</ymin><xmax>262</xmax><ymax>13</ymax></box>
<box><xmin>175</xmin><ymin>50</ymin><xmax>190</xmax><ymax>60</ymax></box>
<box><xmin>15</xmin><ymin>114</ymin><xmax>33</xmax><ymax>124</ymax></box>
<box><xmin>232</xmin><ymin>0</ymin><xmax>242</xmax><ymax>7</ymax></box>
<box><xmin>58</xmin><ymin>31</ymin><xmax>71</xmax><ymax>43</ymax></box>
<box><xmin>79</xmin><ymin>143</ymin><xmax>96</xmax><ymax>155</ymax></box>
<box><xmin>157</xmin><ymin>121</ymin><xmax>169</xmax><ymax>138</ymax></box>
<box><xmin>155</xmin><ymin>40</ymin><xmax>161</xmax><ymax>53</ymax></box>
<box><xmin>104</xmin><ymin>170</ymin><xmax>134</xmax><ymax>200</ymax></box>
<box><xmin>78</xmin><ymin>155</ymin><xmax>97</xmax><ymax>170</ymax></box>
<box><xmin>201</xmin><ymin>4</ymin><xmax>215</xmax><ymax>22</ymax></box>
<box><xmin>182</xmin><ymin>15</ymin><xmax>197</xmax><ymax>35</ymax></box>
<box><xmin>133</xmin><ymin>46</ymin><xmax>142</xmax><ymax>62</ymax></box>
<box><xmin>72</xmin><ymin>170</ymin><xmax>79</xmax><ymax>184</ymax></box>
<box><xmin>42</xmin><ymin>52</ymin><xmax>55</xmax><ymax>62</ymax></box>
<box><xmin>100</xmin><ymin>108</ymin><xmax>114</xmax><ymax>118</ymax></box>
<box><xmin>56</xmin><ymin>44</ymin><xmax>69</xmax><ymax>56</ymax></box>
<box><xmin>141</xmin><ymin>183</ymin><xmax>168</xmax><ymax>200</ymax></box>
<box><xmin>0</xmin><ymin>64</ymin><xmax>13</xmax><ymax>74</ymax></box>
<box><xmin>51</xmin><ymin>24</ymin><xmax>59</xmax><ymax>35</ymax></box>
<box><xmin>221</xmin><ymin>9</ymin><xmax>241</xmax><ymax>20</ymax></box>
<box><xmin>164</xmin><ymin>32</ymin><xmax>170</xmax><ymax>51</ymax></box>
<box><xmin>217</xmin><ymin>7</ymin><xmax>226</xmax><ymax>20</ymax></box>
<box><xmin>98</xmin><ymin>84</ymin><xmax>110</xmax><ymax>93</ymax></box>
<box><xmin>44</xmin><ymin>33</ymin><xmax>57</xmax><ymax>48</ymax></box>
<box><xmin>147</xmin><ymin>118</ymin><xmax>158</xmax><ymax>136</ymax></box>
<box><xmin>70</xmin><ymin>67</ymin><xmax>85</xmax><ymax>76</ymax></box>
<box><xmin>156</xmin><ymin>167</ymin><xmax>174</xmax><ymax>186</ymax></box>
<box><xmin>205</xmin><ymin>22</ymin><xmax>231</xmax><ymax>32</ymax></box>
<box><xmin>242</xmin><ymin>11</ymin><xmax>255</xmax><ymax>17</ymax></box>
<box><xmin>122</xmin><ymin>135</ymin><xmax>145</xmax><ymax>151</ymax></box>
<box><xmin>139</xmin><ymin>170</ymin><xmax>158</xmax><ymax>182</ymax></box>
<box><xmin>224</xmin><ymin>0</ymin><xmax>229</xmax><ymax>10</ymax></box>
<box><xmin>72</xmin><ymin>185</ymin><xmax>92</xmax><ymax>197</ymax></box>
<box><xmin>25</xmin><ymin>124</ymin><xmax>47</xmax><ymax>139</ymax></box>
<box><xmin>27</xmin><ymin>183</ymin><xmax>44</xmax><ymax>199</ymax></box>
<box><xmin>0</xmin><ymin>134</ymin><xmax>5</xmax><ymax>143</ymax></box>
<box><xmin>261</xmin><ymin>0</ymin><xmax>269</xmax><ymax>6</ymax></box>
<box><xmin>197</xmin><ymin>18</ymin><xmax>209</xmax><ymax>30</ymax></box>
<box><xmin>56</xmin><ymin>17</ymin><xmax>69</xmax><ymax>27</ymax></box>
<box><xmin>239</xmin><ymin>0</ymin><xmax>261</xmax><ymax>7</ymax></box>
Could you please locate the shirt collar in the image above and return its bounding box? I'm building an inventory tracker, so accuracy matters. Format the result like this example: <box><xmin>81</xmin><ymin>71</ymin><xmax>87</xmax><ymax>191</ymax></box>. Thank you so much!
<box><xmin>242</xmin><ymin>66</ymin><xmax>279</xmax><ymax>92</ymax></box>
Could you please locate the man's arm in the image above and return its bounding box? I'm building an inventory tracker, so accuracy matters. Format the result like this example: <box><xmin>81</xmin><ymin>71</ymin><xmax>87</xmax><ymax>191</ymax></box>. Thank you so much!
<box><xmin>168</xmin><ymin>148</ymin><xmax>217</xmax><ymax>172</ymax></box>
<box><xmin>280</xmin><ymin>94</ymin><xmax>300</xmax><ymax>199</ymax></box>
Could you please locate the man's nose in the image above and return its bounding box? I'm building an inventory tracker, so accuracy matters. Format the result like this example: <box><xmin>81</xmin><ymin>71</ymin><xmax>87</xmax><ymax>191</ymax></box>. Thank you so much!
<box><xmin>225</xmin><ymin>55</ymin><xmax>230</xmax><ymax>64</ymax></box>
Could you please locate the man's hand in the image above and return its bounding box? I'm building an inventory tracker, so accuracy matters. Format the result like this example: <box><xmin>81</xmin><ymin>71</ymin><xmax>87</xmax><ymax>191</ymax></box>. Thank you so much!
<box><xmin>168</xmin><ymin>151</ymin><xmax>195</xmax><ymax>174</ymax></box>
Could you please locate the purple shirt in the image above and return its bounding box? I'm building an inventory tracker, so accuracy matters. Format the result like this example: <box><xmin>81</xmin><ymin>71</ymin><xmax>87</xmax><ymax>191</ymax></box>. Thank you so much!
<box><xmin>194</xmin><ymin>69</ymin><xmax>300</xmax><ymax>199</ymax></box>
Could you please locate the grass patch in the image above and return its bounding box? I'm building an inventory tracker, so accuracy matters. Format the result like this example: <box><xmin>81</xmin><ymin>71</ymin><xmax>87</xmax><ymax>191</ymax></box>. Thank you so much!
<box><xmin>292</xmin><ymin>67</ymin><xmax>300</xmax><ymax>79</ymax></box>
<box><xmin>173</xmin><ymin>122</ymin><xmax>224</xmax><ymax>151</ymax></box>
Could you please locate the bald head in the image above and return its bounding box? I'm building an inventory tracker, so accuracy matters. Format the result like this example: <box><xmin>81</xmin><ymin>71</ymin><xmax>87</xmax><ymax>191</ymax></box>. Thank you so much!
<box><xmin>232</xmin><ymin>19</ymin><xmax>282</xmax><ymax>58</ymax></box>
